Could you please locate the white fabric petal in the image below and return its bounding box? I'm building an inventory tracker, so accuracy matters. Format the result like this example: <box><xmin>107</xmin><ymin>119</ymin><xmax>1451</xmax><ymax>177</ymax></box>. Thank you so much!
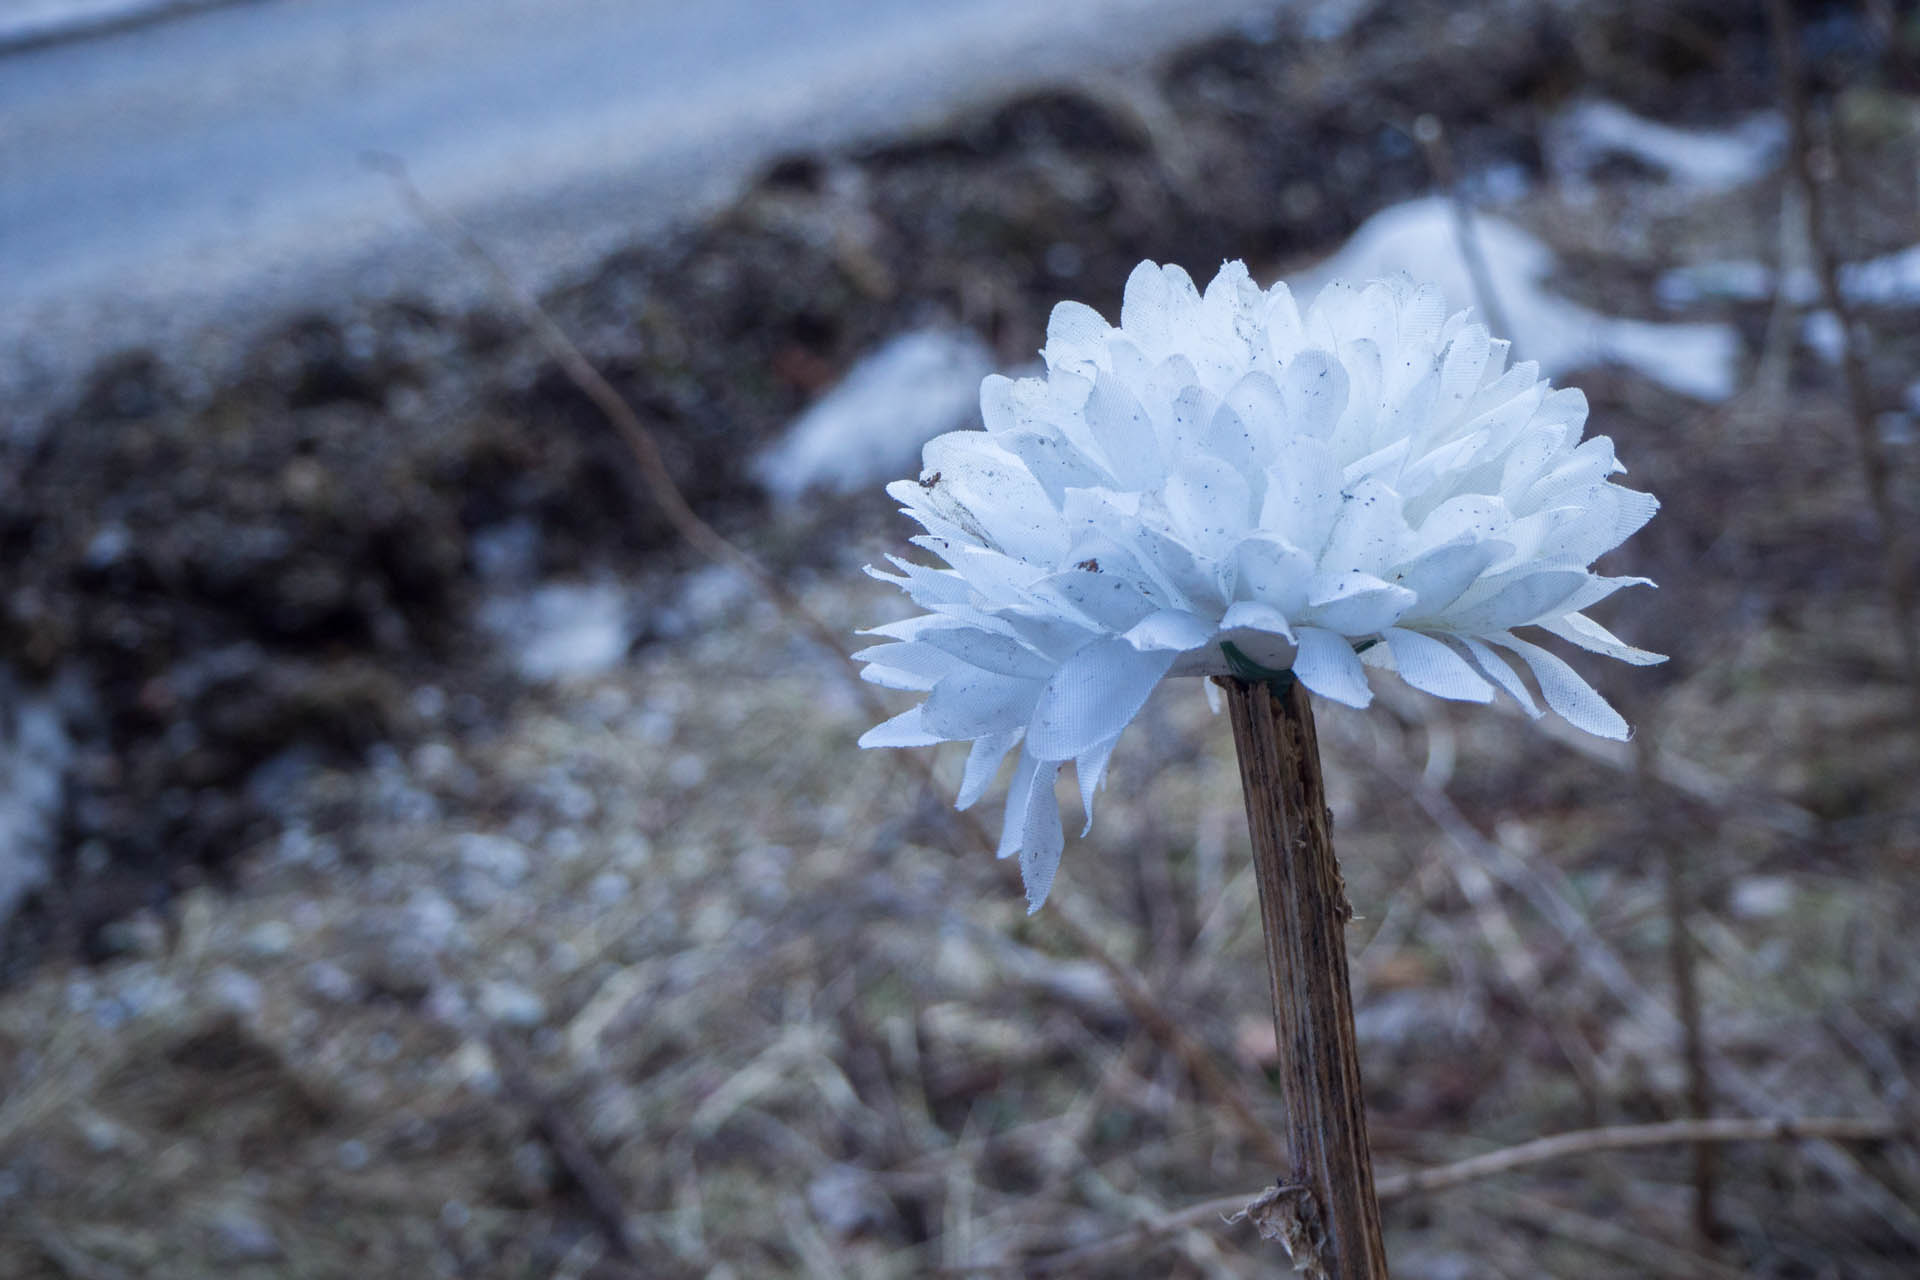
<box><xmin>1219</xmin><ymin>600</ymin><xmax>1295</xmax><ymax>638</ymax></box>
<box><xmin>919</xmin><ymin>628</ymin><xmax>1055</xmax><ymax>679</ymax></box>
<box><xmin>923</xmin><ymin>669</ymin><xmax>1045</xmax><ymax>739</ymax></box>
<box><xmin>1043</xmin><ymin>301</ymin><xmax>1112</xmax><ymax>374</ymax></box>
<box><xmin>1559</xmin><ymin>574</ymin><xmax>1655</xmax><ymax>615</ymax></box>
<box><xmin>1164</xmin><ymin>456</ymin><xmax>1251</xmax><ymax>558</ymax></box>
<box><xmin>1235</xmin><ymin>535</ymin><xmax>1314</xmax><ymax>616</ymax></box>
<box><xmin>1493</xmin><ymin>633</ymin><xmax>1630</xmax><ymax>740</ymax></box>
<box><xmin>1319</xmin><ymin>478</ymin><xmax>1412</xmax><ymax>577</ymax></box>
<box><xmin>1123</xmin><ymin>609</ymin><xmax>1217</xmax><ymax>653</ymax></box>
<box><xmin>1449</xmin><ymin>568</ymin><xmax>1590</xmax><ymax>632</ymax></box>
<box><xmin>1388</xmin><ymin>540</ymin><xmax>1502</xmax><ymax>618</ymax></box>
<box><xmin>1082</xmin><ymin>370</ymin><xmax>1165</xmax><ymax>490</ymax></box>
<box><xmin>1304</xmin><ymin>570</ymin><xmax>1417</xmax><ymax>635</ymax></box>
<box><xmin>1292</xmin><ymin>626</ymin><xmax>1373</xmax><ymax>707</ymax></box>
<box><xmin>1458</xmin><ymin>635</ymin><xmax>1541</xmax><ymax>717</ymax></box>
<box><xmin>858</xmin><ymin>663</ymin><xmax>943</xmax><ymax>693</ymax></box>
<box><xmin>1026</xmin><ymin>637</ymin><xmax>1177</xmax><ymax>762</ymax></box>
<box><xmin>1537</xmin><ymin>612</ymin><xmax>1666</xmax><ymax>666</ymax></box>
<box><xmin>1384</xmin><ymin>628</ymin><xmax>1493</xmax><ymax>702</ymax></box>
<box><xmin>1075</xmin><ymin>733</ymin><xmax>1122</xmax><ymax>836</ymax></box>
<box><xmin>859</xmin><ymin>706</ymin><xmax>946</xmax><ymax>748</ymax></box>
<box><xmin>957</xmin><ymin>730</ymin><xmax>1022</xmax><ymax>811</ymax></box>
<box><xmin>997</xmin><ymin>750</ymin><xmax>1040</xmax><ymax>858</ymax></box>
<box><xmin>1019</xmin><ymin>759</ymin><xmax>1067</xmax><ymax>913</ymax></box>
<box><xmin>1277</xmin><ymin>348</ymin><xmax>1350</xmax><ymax>438</ymax></box>
<box><xmin>1258</xmin><ymin>441</ymin><xmax>1342</xmax><ymax>556</ymax></box>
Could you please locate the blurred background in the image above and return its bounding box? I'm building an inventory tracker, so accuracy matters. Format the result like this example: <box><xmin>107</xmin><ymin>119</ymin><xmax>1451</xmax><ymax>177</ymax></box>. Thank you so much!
<box><xmin>3</xmin><ymin>0</ymin><xmax>1919</xmax><ymax>1275</ymax></box>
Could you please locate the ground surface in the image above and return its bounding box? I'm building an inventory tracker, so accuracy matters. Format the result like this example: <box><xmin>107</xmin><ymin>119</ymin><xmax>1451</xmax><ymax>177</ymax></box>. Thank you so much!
<box><xmin>3</xmin><ymin>1</ymin><xmax>1920</xmax><ymax>1276</ymax></box>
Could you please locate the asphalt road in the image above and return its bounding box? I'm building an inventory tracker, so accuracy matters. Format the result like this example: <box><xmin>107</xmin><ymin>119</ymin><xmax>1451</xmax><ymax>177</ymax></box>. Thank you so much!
<box><xmin>1</xmin><ymin>0</ymin><xmax>1290</xmax><ymax>430</ymax></box>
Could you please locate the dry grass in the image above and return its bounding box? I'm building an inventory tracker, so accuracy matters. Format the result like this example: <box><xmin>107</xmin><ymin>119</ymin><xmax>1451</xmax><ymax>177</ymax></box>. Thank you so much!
<box><xmin>5</xmin><ymin>2</ymin><xmax>1920</xmax><ymax>1276</ymax></box>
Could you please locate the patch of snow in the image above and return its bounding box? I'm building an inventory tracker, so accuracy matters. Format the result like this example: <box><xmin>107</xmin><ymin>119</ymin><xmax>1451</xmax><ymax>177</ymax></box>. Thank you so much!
<box><xmin>1658</xmin><ymin>241</ymin><xmax>1920</xmax><ymax>313</ymax></box>
<box><xmin>651</xmin><ymin>563</ymin><xmax>757</xmax><ymax>640</ymax></box>
<box><xmin>754</xmin><ymin>328</ymin><xmax>996</xmax><ymax>501</ymax></box>
<box><xmin>1655</xmin><ymin>258</ymin><xmax>1778</xmax><ymax>308</ymax></box>
<box><xmin>1840</xmin><ymin>243</ymin><xmax>1920</xmax><ymax>307</ymax></box>
<box><xmin>1291</xmin><ymin>196</ymin><xmax>1741</xmax><ymax>401</ymax></box>
<box><xmin>1730</xmin><ymin>875</ymin><xmax>1795</xmax><ymax>920</ymax></box>
<box><xmin>1801</xmin><ymin>310</ymin><xmax>1845</xmax><ymax>363</ymax></box>
<box><xmin>479</xmin><ymin>581</ymin><xmax>634</xmax><ymax>682</ymax></box>
<box><xmin>0</xmin><ymin>671</ymin><xmax>74</xmax><ymax>927</ymax></box>
<box><xmin>1550</xmin><ymin>99</ymin><xmax>1784</xmax><ymax>193</ymax></box>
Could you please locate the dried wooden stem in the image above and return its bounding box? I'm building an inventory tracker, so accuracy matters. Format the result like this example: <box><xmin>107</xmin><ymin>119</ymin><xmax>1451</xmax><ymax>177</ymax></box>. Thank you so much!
<box><xmin>1221</xmin><ymin>676</ymin><xmax>1388</xmax><ymax>1279</ymax></box>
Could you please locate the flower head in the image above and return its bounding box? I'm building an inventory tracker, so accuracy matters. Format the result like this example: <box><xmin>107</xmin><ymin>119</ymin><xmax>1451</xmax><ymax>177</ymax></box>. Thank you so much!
<box><xmin>857</xmin><ymin>262</ymin><xmax>1664</xmax><ymax>910</ymax></box>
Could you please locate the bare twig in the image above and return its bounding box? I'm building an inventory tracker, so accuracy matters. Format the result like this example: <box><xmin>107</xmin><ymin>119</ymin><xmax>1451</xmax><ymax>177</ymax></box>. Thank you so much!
<box><xmin>1412</xmin><ymin>114</ymin><xmax>1514</xmax><ymax>347</ymax></box>
<box><xmin>1530</xmin><ymin>709</ymin><xmax>1817</xmax><ymax>839</ymax></box>
<box><xmin>1477</xmin><ymin>1186</ymin><xmax>1745</xmax><ymax>1280</ymax></box>
<box><xmin>368</xmin><ymin>153</ymin><xmax>855</xmax><ymax>674</ymax></box>
<box><xmin>1651</xmin><ymin>738</ymin><xmax>1720</xmax><ymax>1245</ymax></box>
<box><xmin>1375</xmin><ymin>1116</ymin><xmax>1905</xmax><ymax>1199</ymax></box>
<box><xmin>1765</xmin><ymin>0</ymin><xmax>1920</xmax><ymax>712</ymax></box>
<box><xmin>1009</xmin><ymin>1116</ymin><xmax>1907</xmax><ymax>1275</ymax></box>
<box><xmin>1366</xmin><ymin>740</ymin><xmax>1920</xmax><ymax>1247</ymax></box>
<box><xmin>24</xmin><ymin>1213</ymin><xmax>133</xmax><ymax>1280</ymax></box>
<box><xmin>485</xmin><ymin>1025</ymin><xmax>640</xmax><ymax>1261</ymax></box>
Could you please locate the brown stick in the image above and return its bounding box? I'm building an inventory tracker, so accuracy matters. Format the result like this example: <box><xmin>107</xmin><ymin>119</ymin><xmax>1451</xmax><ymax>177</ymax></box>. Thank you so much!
<box><xmin>1221</xmin><ymin>676</ymin><xmax>1388</xmax><ymax>1279</ymax></box>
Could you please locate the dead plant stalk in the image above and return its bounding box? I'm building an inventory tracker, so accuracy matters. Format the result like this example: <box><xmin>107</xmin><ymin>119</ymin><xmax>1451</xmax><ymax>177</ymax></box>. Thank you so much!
<box><xmin>1221</xmin><ymin>676</ymin><xmax>1389</xmax><ymax>1279</ymax></box>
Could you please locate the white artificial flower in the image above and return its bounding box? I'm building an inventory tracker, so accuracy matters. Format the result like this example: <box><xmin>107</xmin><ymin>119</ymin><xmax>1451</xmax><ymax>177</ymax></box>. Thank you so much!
<box><xmin>857</xmin><ymin>262</ymin><xmax>1664</xmax><ymax>910</ymax></box>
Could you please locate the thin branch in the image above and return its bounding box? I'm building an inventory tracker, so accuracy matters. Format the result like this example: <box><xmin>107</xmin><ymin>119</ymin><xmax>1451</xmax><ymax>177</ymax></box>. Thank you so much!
<box><xmin>367</xmin><ymin>152</ymin><xmax>853</xmax><ymax>673</ymax></box>
<box><xmin>1412</xmin><ymin>114</ymin><xmax>1514</xmax><ymax>347</ymax></box>
<box><xmin>1764</xmin><ymin>0</ymin><xmax>1920</xmax><ymax>711</ymax></box>
<box><xmin>1004</xmin><ymin>1116</ymin><xmax>1908</xmax><ymax>1275</ymax></box>
<box><xmin>1477</xmin><ymin>1185</ymin><xmax>1745</xmax><ymax>1280</ymax></box>
<box><xmin>1375</xmin><ymin>1116</ymin><xmax>1904</xmax><ymax>1199</ymax></box>
<box><xmin>1367</xmin><ymin>738</ymin><xmax>1920</xmax><ymax>1247</ymax></box>
<box><xmin>25</xmin><ymin>1213</ymin><xmax>134</xmax><ymax>1280</ymax></box>
<box><xmin>486</xmin><ymin>1025</ymin><xmax>640</xmax><ymax>1261</ymax></box>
